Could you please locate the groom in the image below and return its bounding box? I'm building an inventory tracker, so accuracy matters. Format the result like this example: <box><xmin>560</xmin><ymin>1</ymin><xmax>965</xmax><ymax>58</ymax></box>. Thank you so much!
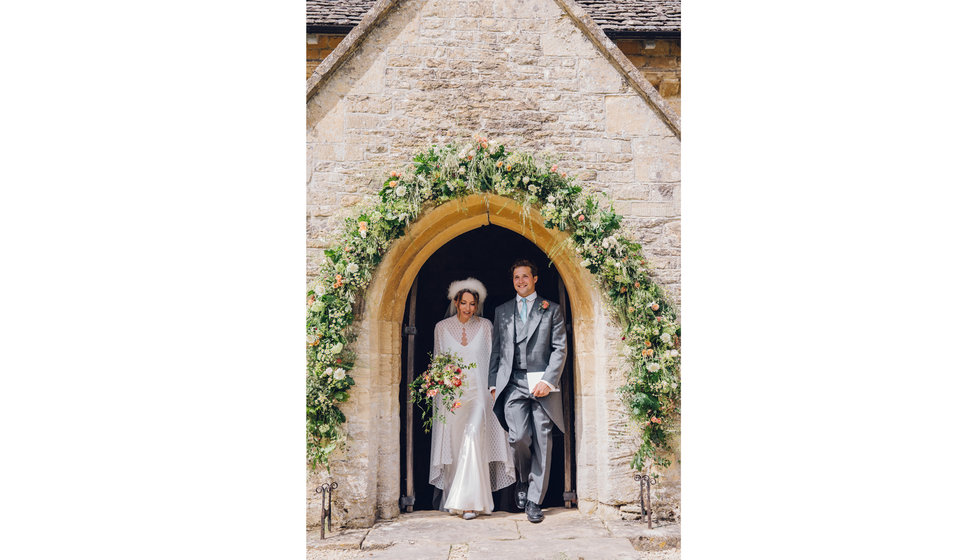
<box><xmin>489</xmin><ymin>258</ymin><xmax>567</xmax><ymax>523</ymax></box>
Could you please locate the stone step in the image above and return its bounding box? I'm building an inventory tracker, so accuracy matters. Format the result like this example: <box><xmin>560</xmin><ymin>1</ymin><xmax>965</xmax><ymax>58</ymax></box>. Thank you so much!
<box><xmin>306</xmin><ymin>509</ymin><xmax>680</xmax><ymax>559</ymax></box>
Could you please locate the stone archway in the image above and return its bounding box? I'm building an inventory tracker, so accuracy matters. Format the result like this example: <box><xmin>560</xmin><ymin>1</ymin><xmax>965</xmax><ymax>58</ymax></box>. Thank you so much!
<box><xmin>327</xmin><ymin>194</ymin><xmax>626</xmax><ymax>527</ymax></box>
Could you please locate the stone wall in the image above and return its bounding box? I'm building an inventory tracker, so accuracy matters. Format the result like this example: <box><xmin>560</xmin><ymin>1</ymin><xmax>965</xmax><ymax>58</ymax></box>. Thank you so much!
<box><xmin>307</xmin><ymin>0</ymin><xmax>680</xmax><ymax>528</ymax></box>
<box><xmin>307</xmin><ymin>33</ymin><xmax>681</xmax><ymax>115</ymax></box>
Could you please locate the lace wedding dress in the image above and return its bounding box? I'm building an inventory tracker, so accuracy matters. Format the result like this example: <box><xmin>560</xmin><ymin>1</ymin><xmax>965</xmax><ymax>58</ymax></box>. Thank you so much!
<box><xmin>429</xmin><ymin>315</ymin><xmax>516</xmax><ymax>514</ymax></box>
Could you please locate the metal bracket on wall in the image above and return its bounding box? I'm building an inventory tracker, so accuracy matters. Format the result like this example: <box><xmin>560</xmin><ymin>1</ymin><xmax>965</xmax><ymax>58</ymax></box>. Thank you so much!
<box><xmin>315</xmin><ymin>481</ymin><xmax>339</xmax><ymax>538</ymax></box>
<box><xmin>633</xmin><ymin>473</ymin><xmax>657</xmax><ymax>529</ymax></box>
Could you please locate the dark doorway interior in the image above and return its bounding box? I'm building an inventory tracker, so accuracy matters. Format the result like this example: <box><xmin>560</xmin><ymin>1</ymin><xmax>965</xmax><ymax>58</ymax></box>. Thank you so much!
<box><xmin>399</xmin><ymin>224</ymin><xmax>575</xmax><ymax>512</ymax></box>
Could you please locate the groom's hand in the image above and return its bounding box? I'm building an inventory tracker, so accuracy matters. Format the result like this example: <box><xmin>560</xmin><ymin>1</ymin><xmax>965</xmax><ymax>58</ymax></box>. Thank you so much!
<box><xmin>531</xmin><ymin>382</ymin><xmax>551</xmax><ymax>398</ymax></box>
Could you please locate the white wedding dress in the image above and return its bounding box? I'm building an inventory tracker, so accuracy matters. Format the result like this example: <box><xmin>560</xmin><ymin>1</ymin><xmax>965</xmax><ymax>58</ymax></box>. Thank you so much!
<box><xmin>429</xmin><ymin>315</ymin><xmax>516</xmax><ymax>514</ymax></box>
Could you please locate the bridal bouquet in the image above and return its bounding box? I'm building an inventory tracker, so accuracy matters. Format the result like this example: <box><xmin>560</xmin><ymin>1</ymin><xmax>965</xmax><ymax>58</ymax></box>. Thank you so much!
<box><xmin>409</xmin><ymin>351</ymin><xmax>474</xmax><ymax>432</ymax></box>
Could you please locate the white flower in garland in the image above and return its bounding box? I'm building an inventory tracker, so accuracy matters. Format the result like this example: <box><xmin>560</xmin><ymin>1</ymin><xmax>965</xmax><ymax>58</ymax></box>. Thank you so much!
<box><xmin>395</xmin><ymin>185</ymin><xmax>407</xmax><ymax>197</ymax></box>
<box><xmin>458</xmin><ymin>166</ymin><xmax>466</xmax><ymax>175</ymax></box>
<box><xmin>330</xmin><ymin>342</ymin><xmax>343</xmax><ymax>355</ymax></box>
<box><xmin>660</xmin><ymin>332</ymin><xmax>672</xmax><ymax>345</ymax></box>
<box><xmin>522</xmin><ymin>176</ymin><xmax>530</xmax><ymax>184</ymax></box>
<box><xmin>580</xmin><ymin>259</ymin><xmax>591</xmax><ymax>267</ymax></box>
<box><xmin>668</xmin><ymin>349</ymin><xmax>679</xmax><ymax>358</ymax></box>
<box><xmin>324</xmin><ymin>367</ymin><xmax>333</xmax><ymax>376</ymax></box>
<box><xmin>646</xmin><ymin>362</ymin><xmax>661</xmax><ymax>373</ymax></box>
<box><xmin>547</xmin><ymin>194</ymin><xmax>556</xmax><ymax>203</ymax></box>
<box><xmin>346</xmin><ymin>262</ymin><xmax>359</xmax><ymax>274</ymax></box>
<box><xmin>313</xmin><ymin>282</ymin><xmax>326</xmax><ymax>296</ymax></box>
<box><xmin>333</xmin><ymin>368</ymin><xmax>346</xmax><ymax>380</ymax></box>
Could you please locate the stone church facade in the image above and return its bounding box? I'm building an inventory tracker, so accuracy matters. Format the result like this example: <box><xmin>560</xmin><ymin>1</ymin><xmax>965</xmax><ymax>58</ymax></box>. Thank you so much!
<box><xmin>306</xmin><ymin>0</ymin><xmax>681</xmax><ymax>528</ymax></box>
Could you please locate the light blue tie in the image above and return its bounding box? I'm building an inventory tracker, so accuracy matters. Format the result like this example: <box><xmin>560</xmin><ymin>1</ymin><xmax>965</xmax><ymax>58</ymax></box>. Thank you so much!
<box><xmin>520</xmin><ymin>298</ymin><xmax>528</xmax><ymax>321</ymax></box>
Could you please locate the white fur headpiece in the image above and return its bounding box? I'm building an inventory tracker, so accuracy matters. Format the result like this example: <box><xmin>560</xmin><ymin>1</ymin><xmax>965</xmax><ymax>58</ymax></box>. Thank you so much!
<box><xmin>447</xmin><ymin>277</ymin><xmax>487</xmax><ymax>303</ymax></box>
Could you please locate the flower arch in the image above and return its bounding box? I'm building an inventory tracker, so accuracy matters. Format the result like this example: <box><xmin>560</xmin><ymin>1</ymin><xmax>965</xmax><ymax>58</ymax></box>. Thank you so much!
<box><xmin>307</xmin><ymin>138</ymin><xmax>680</xmax><ymax>472</ymax></box>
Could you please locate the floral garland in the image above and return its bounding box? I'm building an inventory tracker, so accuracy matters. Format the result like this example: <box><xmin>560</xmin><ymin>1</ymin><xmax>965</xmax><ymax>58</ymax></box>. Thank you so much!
<box><xmin>307</xmin><ymin>137</ymin><xmax>681</xmax><ymax>472</ymax></box>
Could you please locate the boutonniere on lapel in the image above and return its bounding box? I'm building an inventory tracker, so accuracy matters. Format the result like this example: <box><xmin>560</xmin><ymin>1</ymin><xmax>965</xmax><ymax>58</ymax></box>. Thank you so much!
<box><xmin>539</xmin><ymin>300</ymin><xmax>550</xmax><ymax>311</ymax></box>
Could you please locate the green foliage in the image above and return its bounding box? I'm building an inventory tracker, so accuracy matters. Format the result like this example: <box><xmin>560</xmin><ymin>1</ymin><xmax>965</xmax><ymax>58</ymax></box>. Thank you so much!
<box><xmin>307</xmin><ymin>136</ymin><xmax>681</xmax><ymax>473</ymax></box>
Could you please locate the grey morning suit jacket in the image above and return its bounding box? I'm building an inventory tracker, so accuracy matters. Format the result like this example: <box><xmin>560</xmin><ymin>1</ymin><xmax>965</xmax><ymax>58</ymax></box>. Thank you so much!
<box><xmin>488</xmin><ymin>297</ymin><xmax>568</xmax><ymax>433</ymax></box>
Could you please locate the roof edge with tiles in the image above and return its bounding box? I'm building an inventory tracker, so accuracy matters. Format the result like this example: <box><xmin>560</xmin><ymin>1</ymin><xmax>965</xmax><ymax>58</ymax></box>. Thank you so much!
<box><xmin>306</xmin><ymin>0</ymin><xmax>680</xmax><ymax>138</ymax></box>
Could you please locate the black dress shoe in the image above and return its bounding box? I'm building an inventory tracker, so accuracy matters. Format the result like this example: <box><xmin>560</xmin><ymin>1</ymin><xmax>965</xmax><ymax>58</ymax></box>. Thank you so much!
<box><xmin>515</xmin><ymin>482</ymin><xmax>528</xmax><ymax>509</ymax></box>
<box><xmin>525</xmin><ymin>500</ymin><xmax>543</xmax><ymax>523</ymax></box>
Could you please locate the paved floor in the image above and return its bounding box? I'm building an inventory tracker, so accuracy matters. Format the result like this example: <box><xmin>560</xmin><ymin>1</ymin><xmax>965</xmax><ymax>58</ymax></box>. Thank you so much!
<box><xmin>307</xmin><ymin>509</ymin><xmax>679</xmax><ymax>560</ymax></box>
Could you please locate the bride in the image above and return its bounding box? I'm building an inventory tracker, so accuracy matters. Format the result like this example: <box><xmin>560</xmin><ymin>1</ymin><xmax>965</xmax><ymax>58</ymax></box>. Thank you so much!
<box><xmin>429</xmin><ymin>278</ymin><xmax>515</xmax><ymax>519</ymax></box>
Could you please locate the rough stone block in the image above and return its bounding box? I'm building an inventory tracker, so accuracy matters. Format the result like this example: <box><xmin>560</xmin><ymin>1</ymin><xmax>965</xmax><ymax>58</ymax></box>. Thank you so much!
<box><xmin>360</xmin><ymin>542</ymin><xmax>451</xmax><ymax>559</ymax></box>
<box><xmin>362</xmin><ymin>512</ymin><xmax>520</xmax><ymax>547</ymax></box>
<box><xmin>605</xmin><ymin>95</ymin><xmax>672</xmax><ymax>137</ymax></box>
<box><xmin>468</xmin><ymin>537</ymin><xmax>640</xmax><ymax>560</ymax></box>
<box><xmin>659</xmin><ymin>79</ymin><xmax>681</xmax><ymax>97</ymax></box>
<box><xmin>346</xmin><ymin>113</ymin><xmax>381</xmax><ymax>130</ymax></box>
<box><xmin>306</xmin><ymin>527</ymin><xmax>369</xmax><ymax>550</ymax></box>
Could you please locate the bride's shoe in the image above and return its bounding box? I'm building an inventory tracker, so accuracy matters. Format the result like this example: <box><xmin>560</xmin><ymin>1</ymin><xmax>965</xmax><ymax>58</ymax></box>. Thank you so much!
<box><xmin>462</xmin><ymin>511</ymin><xmax>477</xmax><ymax>520</ymax></box>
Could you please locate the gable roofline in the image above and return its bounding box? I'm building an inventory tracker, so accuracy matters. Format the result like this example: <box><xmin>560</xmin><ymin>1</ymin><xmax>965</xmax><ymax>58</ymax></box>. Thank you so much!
<box><xmin>306</xmin><ymin>0</ymin><xmax>680</xmax><ymax>138</ymax></box>
<box><xmin>306</xmin><ymin>24</ymin><xmax>680</xmax><ymax>40</ymax></box>
<box><xmin>307</xmin><ymin>0</ymin><xmax>680</xmax><ymax>34</ymax></box>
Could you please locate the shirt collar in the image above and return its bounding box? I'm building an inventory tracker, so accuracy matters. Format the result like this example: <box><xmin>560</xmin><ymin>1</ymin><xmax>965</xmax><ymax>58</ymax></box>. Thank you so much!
<box><xmin>516</xmin><ymin>292</ymin><xmax>537</xmax><ymax>304</ymax></box>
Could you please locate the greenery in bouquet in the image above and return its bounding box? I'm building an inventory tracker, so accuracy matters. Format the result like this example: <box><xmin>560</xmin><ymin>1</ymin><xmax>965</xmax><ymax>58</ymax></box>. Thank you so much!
<box><xmin>409</xmin><ymin>351</ymin><xmax>475</xmax><ymax>432</ymax></box>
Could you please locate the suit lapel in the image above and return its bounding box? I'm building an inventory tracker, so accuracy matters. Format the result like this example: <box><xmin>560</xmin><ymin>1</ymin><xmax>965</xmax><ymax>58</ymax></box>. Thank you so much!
<box><xmin>516</xmin><ymin>298</ymin><xmax>545</xmax><ymax>343</ymax></box>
